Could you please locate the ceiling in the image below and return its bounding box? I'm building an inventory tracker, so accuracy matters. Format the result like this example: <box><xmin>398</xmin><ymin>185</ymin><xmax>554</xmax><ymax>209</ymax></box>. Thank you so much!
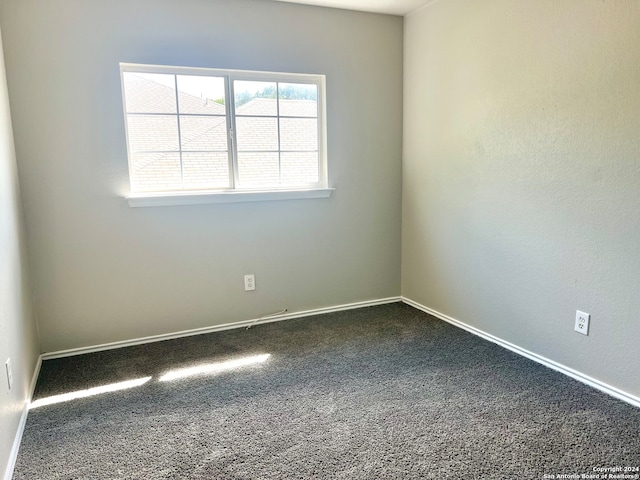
<box><xmin>273</xmin><ymin>0</ymin><xmax>435</xmax><ymax>16</ymax></box>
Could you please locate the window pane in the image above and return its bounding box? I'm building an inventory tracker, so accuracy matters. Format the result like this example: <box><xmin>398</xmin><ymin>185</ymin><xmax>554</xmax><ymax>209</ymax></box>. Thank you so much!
<box><xmin>182</xmin><ymin>153</ymin><xmax>230</xmax><ymax>189</ymax></box>
<box><xmin>127</xmin><ymin>115</ymin><xmax>179</xmax><ymax>152</ymax></box>
<box><xmin>278</xmin><ymin>83</ymin><xmax>318</xmax><ymax>117</ymax></box>
<box><xmin>177</xmin><ymin>75</ymin><xmax>226</xmax><ymax>115</ymax></box>
<box><xmin>235</xmin><ymin>117</ymin><xmax>278</xmax><ymax>151</ymax></box>
<box><xmin>237</xmin><ymin>152</ymin><xmax>279</xmax><ymax>186</ymax></box>
<box><xmin>234</xmin><ymin>81</ymin><xmax>277</xmax><ymax>116</ymax></box>
<box><xmin>129</xmin><ymin>153</ymin><xmax>182</xmax><ymax>192</ymax></box>
<box><xmin>280</xmin><ymin>118</ymin><xmax>318</xmax><ymax>151</ymax></box>
<box><xmin>123</xmin><ymin>73</ymin><xmax>177</xmax><ymax>114</ymax></box>
<box><xmin>180</xmin><ymin>116</ymin><xmax>228</xmax><ymax>151</ymax></box>
<box><xmin>122</xmin><ymin>65</ymin><xmax>326</xmax><ymax>195</ymax></box>
<box><xmin>281</xmin><ymin>152</ymin><xmax>319</xmax><ymax>185</ymax></box>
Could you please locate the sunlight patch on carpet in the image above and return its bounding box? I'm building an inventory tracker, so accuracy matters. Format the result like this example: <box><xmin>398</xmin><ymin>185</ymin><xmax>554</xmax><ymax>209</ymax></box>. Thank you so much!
<box><xmin>159</xmin><ymin>354</ymin><xmax>271</xmax><ymax>382</ymax></box>
<box><xmin>29</xmin><ymin>377</ymin><xmax>152</xmax><ymax>409</ymax></box>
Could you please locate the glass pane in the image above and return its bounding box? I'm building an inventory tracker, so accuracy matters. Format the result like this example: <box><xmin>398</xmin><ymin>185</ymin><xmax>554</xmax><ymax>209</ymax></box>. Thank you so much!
<box><xmin>280</xmin><ymin>118</ymin><xmax>317</xmax><ymax>151</ymax></box>
<box><xmin>123</xmin><ymin>72</ymin><xmax>177</xmax><ymax>114</ymax></box>
<box><xmin>177</xmin><ymin>75</ymin><xmax>226</xmax><ymax>115</ymax></box>
<box><xmin>182</xmin><ymin>152</ymin><xmax>230</xmax><ymax>189</ymax></box>
<box><xmin>235</xmin><ymin>117</ymin><xmax>278</xmax><ymax>151</ymax></box>
<box><xmin>280</xmin><ymin>152</ymin><xmax>319</xmax><ymax>185</ymax></box>
<box><xmin>126</xmin><ymin>115</ymin><xmax>179</xmax><ymax>152</ymax></box>
<box><xmin>278</xmin><ymin>83</ymin><xmax>318</xmax><ymax>117</ymax></box>
<box><xmin>234</xmin><ymin>81</ymin><xmax>277</xmax><ymax>116</ymax></box>
<box><xmin>237</xmin><ymin>152</ymin><xmax>279</xmax><ymax>186</ymax></box>
<box><xmin>129</xmin><ymin>153</ymin><xmax>181</xmax><ymax>192</ymax></box>
<box><xmin>180</xmin><ymin>116</ymin><xmax>228</xmax><ymax>151</ymax></box>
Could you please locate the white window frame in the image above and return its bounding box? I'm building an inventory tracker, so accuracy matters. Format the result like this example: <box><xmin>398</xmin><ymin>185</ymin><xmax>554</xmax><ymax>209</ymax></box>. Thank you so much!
<box><xmin>120</xmin><ymin>63</ymin><xmax>332</xmax><ymax>207</ymax></box>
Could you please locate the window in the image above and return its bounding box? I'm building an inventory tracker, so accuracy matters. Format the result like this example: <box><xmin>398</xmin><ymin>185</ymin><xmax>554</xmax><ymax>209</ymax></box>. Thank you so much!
<box><xmin>120</xmin><ymin>63</ymin><xmax>330</xmax><ymax>206</ymax></box>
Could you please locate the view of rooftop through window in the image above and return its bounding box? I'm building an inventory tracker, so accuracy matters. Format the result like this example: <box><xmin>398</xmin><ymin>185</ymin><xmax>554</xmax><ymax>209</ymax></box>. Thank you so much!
<box><xmin>121</xmin><ymin>66</ymin><xmax>324</xmax><ymax>194</ymax></box>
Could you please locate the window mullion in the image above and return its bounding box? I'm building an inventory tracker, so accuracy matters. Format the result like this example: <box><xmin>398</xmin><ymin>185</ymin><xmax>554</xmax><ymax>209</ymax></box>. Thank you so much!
<box><xmin>227</xmin><ymin>76</ymin><xmax>239</xmax><ymax>189</ymax></box>
<box><xmin>276</xmin><ymin>82</ymin><xmax>282</xmax><ymax>185</ymax></box>
<box><xmin>173</xmin><ymin>75</ymin><xmax>184</xmax><ymax>189</ymax></box>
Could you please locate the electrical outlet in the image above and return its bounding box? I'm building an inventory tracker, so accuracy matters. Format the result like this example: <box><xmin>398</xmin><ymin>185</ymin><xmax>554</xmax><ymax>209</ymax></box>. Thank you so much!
<box><xmin>5</xmin><ymin>358</ymin><xmax>12</xmax><ymax>391</ymax></box>
<box><xmin>575</xmin><ymin>310</ymin><xmax>590</xmax><ymax>336</ymax></box>
<box><xmin>244</xmin><ymin>274</ymin><xmax>255</xmax><ymax>291</ymax></box>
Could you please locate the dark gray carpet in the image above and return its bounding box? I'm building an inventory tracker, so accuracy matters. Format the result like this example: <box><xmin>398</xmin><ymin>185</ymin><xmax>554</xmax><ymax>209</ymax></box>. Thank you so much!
<box><xmin>13</xmin><ymin>303</ymin><xmax>640</xmax><ymax>479</ymax></box>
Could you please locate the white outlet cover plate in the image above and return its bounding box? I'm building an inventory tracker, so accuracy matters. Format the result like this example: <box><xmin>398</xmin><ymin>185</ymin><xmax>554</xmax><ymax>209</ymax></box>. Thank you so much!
<box><xmin>575</xmin><ymin>310</ymin><xmax>590</xmax><ymax>336</ymax></box>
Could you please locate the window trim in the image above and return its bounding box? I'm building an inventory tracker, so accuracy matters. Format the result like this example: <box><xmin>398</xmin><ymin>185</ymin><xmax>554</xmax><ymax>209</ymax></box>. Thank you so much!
<box><xmin>125</xmin><ymin>187</ymin><xmax>334</xmax><ymax>207</ymax></box>
<box><xmin>120</xmin><ymin>63</ymin><xmax>329</xmax><ymax>205</ymax></box>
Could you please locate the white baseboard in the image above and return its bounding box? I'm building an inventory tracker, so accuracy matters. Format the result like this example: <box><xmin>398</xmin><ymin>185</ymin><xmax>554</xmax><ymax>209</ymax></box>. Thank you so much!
<box><xmin>41</xmin><ymin>297</ymin><xmax>403</xmax><ymax>360</ymax></box>
<box><xmin>4</xmin><ymin>355</ymin><xmax>42</xmax><ymax>480</ymax></box>
<box><xmin>402</xmin><ymin>297</ymin><xmax>640</xmax><ymax>409</ymax></box>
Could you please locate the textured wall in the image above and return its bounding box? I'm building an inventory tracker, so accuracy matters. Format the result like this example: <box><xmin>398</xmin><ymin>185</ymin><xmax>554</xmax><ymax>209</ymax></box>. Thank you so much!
<box><xmin>403</xmin><ymin>0</ymin><xmax>640</xmax><ymax>397</ymax></box>
<box><xmin>0</xmin><ymin>0</ymin><xmax>403</xmax><ymax>352</ymax></box>
<box><xmin>0</xmin><ymin>28</ymin><xmax>39</xmax><ymax>479</ymax></box>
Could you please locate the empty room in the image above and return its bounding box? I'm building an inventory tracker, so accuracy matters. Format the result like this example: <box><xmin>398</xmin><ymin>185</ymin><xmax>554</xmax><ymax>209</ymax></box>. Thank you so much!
<box><xmin>0</xmin><ymin>0</ymin><xmax>638</xmax><ymax>478</ymax></box>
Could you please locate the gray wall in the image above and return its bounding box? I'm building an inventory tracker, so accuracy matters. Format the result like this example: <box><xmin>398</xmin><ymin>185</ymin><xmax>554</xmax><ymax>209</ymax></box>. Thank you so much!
<box><xmin>403</xmin><ymin>0</ymin><xmax>640</xmax><ymax>397</ymax></box>
<box><xmin>0</xmin><ymin>0</ymin><xmax>403</xmax><ymax>353</ymax></box>
<box><xmin>0</xmin><ymin>27</ymin><xmax>39</xmax><ymax>479</ymax></box>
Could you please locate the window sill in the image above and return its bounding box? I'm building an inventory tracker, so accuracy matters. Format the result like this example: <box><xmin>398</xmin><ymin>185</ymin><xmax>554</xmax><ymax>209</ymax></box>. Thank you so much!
<box><xmin>125</xmin><ymin>188</ymin><xmax>334</xmax><ymax>207</ymax></box>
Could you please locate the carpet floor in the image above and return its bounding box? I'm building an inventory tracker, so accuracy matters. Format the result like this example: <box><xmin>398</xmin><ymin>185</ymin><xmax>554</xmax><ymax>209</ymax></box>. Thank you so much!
<box><xmin>13</xmin><ymin>303</ymin><xmax>640</xmax><ymax>479</ymax></box>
